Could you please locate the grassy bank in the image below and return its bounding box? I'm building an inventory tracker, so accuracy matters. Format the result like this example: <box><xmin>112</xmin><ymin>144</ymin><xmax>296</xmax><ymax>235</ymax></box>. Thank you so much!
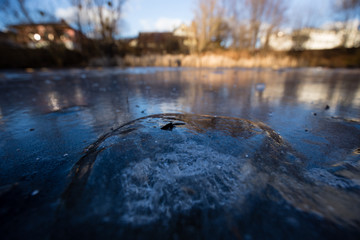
<box><xmin>0</xmin><ymin>45</ymin><xmax>88</xmax><ymax>69</ymax></box>
<box><xmin>1</xmin><ymin>46</ymin><xmax>360</xmax><ymax>69</ymax></box>
<box><xmin>123</xmin><ymin>48</ymin><xmax>360</xmax><ymax>68</ymax></box>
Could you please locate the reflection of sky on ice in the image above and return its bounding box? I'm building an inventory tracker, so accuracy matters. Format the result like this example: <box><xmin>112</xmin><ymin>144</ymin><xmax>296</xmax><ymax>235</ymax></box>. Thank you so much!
<box><xmin>47</xmin><ymin>92</ymin><xmax>60</xmax><ymax>111</ymax></box>
<box><xmin>1</xmin><ymin>68</ymin><xmax>360</xmax><ymax>119</ymax></box>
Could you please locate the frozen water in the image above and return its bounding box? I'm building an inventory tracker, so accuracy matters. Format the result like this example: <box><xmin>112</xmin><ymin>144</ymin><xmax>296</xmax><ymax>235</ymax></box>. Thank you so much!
<box><xmin>118</xmin><ymin>142</ymin><xmax>254</xmax><ymax>225</ymax></box>
<box><xmin>55</xmin><ymin>114</ymin><xmax>360</xmax><ymax>239</ymax></box>
<box><xmin>1</xmin><ymin>67</ymin><xmax>360</xmax><ymax>240</ymax></box>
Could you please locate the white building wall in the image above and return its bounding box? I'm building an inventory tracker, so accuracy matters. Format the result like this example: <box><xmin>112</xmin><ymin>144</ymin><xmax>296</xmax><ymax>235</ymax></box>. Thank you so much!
<box><xmin>267</xmin><ymin>25</ymin><xmax>360</xmax><ymax>51</ymax></box>
<box><xmin>304</xmin><ymin>30</ymin><xmax>343</xmax><ymax>50</ymax></box>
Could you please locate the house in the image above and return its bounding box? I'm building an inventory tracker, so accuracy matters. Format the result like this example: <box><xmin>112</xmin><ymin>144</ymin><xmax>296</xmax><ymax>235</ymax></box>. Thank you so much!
<box><xmin>127</xmin><ymin>24</ymin><xmax>197</xmax><ymax>54</ymax></box>
<box><xmin>264</xmin><ymin>25</ymin><xmax>360</xmax><ymax>51</ymax></box>
<box><xmin>137</xmin><ymin>32</ymin><xmax>174</xmax><ymax>51</ymax></box>
<box><xmin>173</xmin><ymin>24</ymin><xmax>196</xmax><ymax>50</ymax></box>
<box><xmin>8</xmin><ymin>20</ymin><xmax>83</xmax><ymax>50</ymax></box>
<box><xmin>130</xmin><ymin>31</ymin><xmax>188</xmax><ymax>54</ymax></box>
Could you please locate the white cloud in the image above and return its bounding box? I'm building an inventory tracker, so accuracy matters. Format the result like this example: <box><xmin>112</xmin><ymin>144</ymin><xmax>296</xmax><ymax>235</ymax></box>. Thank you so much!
<box><xmin>122</xmin><ymin>0</ymin><xmax>142</xmax><ymax>18</ymax></box>
<box><xmin>55</xmin><ymin>6</ymin><xmax>78</xmax><ymax>23</ymax></box>
<box><xmin>55</xmin><ymin>6</ymin><xmax>120</xmax><ymax>28</ymax></box>
<box><xmin>139</xmin><ymin>17</ymin><xmax>183</xmax><ymax>32</ymax></box>
<box><xmin>154</xmin><ymin>18</ymin><xmax>183</xmax><ymax>31</ymax></box>
<box><xmin>55</xmin><ymin>6</ymin><xmax>125</xmax><ymax>38</ymax></box>
<box><xmin>139</xmin><ymin>19</ymin><xmax>152</xmax><ymax>31</ymax></box>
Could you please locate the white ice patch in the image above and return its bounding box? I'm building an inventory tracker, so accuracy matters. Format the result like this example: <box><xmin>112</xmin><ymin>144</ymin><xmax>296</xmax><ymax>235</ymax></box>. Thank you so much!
<box><xmin>118</xmin><ymin>141</ymin><xmax>256</xmax><ymax>225</ymax></box>
<box><xmin>305</xmin><ymin>168</ymin><xmax>358</xmax><ymax>188</ymax></box>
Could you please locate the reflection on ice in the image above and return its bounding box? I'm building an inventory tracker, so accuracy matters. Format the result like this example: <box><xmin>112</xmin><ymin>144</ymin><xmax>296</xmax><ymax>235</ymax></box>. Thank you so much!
<box><xmin>47</xmin><ymin>92</ymin><xmax>60</xmax><ymax>111</ymax></box>
<box><xmin>255</xmin><ymin>83</ymin><xmax>266</xmax><ymax>92</ymax></box>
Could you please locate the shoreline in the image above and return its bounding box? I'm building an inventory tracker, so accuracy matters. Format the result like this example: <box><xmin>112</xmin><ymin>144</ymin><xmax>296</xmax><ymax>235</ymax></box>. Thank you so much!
<box><xmin>120</xmin><ymin>48</ymin><xmax>360</xmax><ymax>69</ymax></box>
<box><xmin>1</xmin><ymin>47</ymin><xmax>360</xmax><ymax>69</ymax></box>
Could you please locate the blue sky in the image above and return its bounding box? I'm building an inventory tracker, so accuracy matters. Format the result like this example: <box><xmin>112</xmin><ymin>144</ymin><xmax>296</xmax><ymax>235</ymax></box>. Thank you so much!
<box><xmin>122</xmin><ymin>0</ymin><xmax>194</xmax><ymax>37</ymax></box>
<box><xmin>120</xmin><ymin>0</ymin><xmax>332</xmax><ymax>37</ymax></box>
<box><xmin>0</xmin><ymin>0</ymin><xmax>336</xmax><ymax>37</ymax></box>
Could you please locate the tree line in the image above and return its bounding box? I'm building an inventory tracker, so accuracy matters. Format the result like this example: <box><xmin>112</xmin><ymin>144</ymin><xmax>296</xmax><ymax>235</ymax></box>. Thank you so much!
<box><xmin>190</xmin><ymin>0</ymin><xmax>360</xmax><ymax>52</ymax></box>
<box><xmin>0</xmin><ymin>0</ymin><xmax>359</xmax><ymax>53</ymax></box>
<box><xmin>0</xmin><ymin>0</ymin><xmax>125</xmax><ymax>42</ymax></box>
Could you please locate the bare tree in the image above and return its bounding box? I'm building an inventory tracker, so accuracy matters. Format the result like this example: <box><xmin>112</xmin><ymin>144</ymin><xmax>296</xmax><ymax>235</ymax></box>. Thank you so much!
<box><xmin>333</xmin><ymin>0</ymin><xmax>360</xmax><ymax>47</ymax></box>
<box><xmin>291</xmin><ymin>29</ymin><xmax>310</xmax><ymax>50</ymax></box>
<box><xmin>94</xmin><ymin>0</ymin><xmax>125</xmax><ymax>42</ymax></box>
<box><xmin>223</xmin><ymin>0</ymin><xmax>287</xmax><ymax>50</ymax></box>
<box><xmin>71</xmin><ymin>0</ymin><xmax>84</xmax><ymax>35</ymax></box>
<box><xmin>244</xmin><ymin>0</ymin><xmax>288</xmax><ymax>50</ymax></box>
<box><xmin>0</xmin><ymin>0</ymin><xmax>60</xmax><ymax>24</ymax></box>
<box><xmin>0</xmin><ymin>0</ymin><xmax>35</xmax><ymax>24</ymax></box>
<box><xmin>68</xmin><ymin>0</ymin><xmax>125</xmax><ymax>42</ymax></box>
<box><xmin>246</xmin><ymin>0</ymin><xmax>266</xmax><ymax>49</ymax></box>
<box><xmin>224</xmin><ymin>0</ymin><xmax>251</xmax><ymax>49</ymax></box>
<box><xmin>262</xmin><ymin>0</ymin><xmax>288</xmax><ymax>50</ymax></box>
<box><xmin>335</xmin><ymin>0</ymin><xmax>360</xmax><ymax>18</ymax></box>
<box><xmin>191</xmin><ymin>0</ymin><xmax>228</xmax><ymax>52</ymax></box>
<box><xmin>0</xmin><ymin>0</ymin><xmax>30</xmax><ymax>23</ymax></box>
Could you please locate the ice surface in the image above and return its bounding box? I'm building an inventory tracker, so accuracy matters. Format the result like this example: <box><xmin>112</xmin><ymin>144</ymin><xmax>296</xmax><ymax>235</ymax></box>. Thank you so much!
<box><xmin>55</xmin><ymin>114</ymin><xmax>360</xmax><ymax>239</ymax></box>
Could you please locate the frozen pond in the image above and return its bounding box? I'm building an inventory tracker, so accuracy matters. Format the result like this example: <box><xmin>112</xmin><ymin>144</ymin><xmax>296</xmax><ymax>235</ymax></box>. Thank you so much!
<box><xmin>0</xmin><ymin>67</ymin><xmax>360</xmax><ymax>239</ymax></box>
